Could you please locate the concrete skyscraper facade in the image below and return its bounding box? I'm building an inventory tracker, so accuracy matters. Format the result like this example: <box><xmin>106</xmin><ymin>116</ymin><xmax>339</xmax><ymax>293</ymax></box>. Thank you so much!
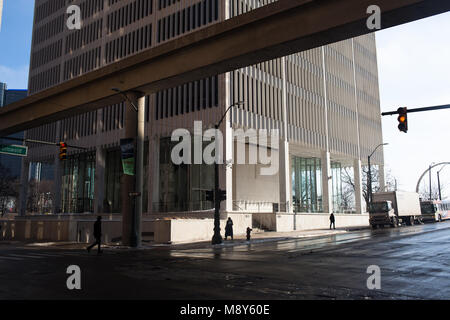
<box><xmin>21</xmin><ymin>0</ymin><xmax>385</xmax><ymax>241</ymax></box>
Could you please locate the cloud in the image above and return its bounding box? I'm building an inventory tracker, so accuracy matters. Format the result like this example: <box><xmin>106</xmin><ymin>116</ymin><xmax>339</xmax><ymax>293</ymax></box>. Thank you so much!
<box><xmin>0</xmin><ymin>64</ymin><xmax>29</xmax><ymax>89</ymax></box>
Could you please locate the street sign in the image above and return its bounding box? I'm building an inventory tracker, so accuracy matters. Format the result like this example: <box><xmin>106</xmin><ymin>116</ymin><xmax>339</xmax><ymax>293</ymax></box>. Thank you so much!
<box><xmin>0</xmin><ymin>144</ymin><xmax>28</xmax><ymax>157</ymax></box>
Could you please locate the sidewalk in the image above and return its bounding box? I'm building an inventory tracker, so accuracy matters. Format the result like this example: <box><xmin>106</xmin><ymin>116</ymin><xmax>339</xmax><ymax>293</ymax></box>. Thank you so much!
<box><xmin>160</xmin><ymin>225</ymin><xmax>370</xmax><ymax>250</ymax></box>
<box><xmin>17</xmin><ymin>225</ymin><xmax>370</xmax><ymax>251</ymax></box>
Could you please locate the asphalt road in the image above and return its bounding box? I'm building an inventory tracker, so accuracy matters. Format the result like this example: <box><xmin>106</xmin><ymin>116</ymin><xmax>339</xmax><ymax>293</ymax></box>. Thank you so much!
<box><xmin>1</xmin><ymin>221</ymin><xmax>449</xmax><ymax>300</ymax></box>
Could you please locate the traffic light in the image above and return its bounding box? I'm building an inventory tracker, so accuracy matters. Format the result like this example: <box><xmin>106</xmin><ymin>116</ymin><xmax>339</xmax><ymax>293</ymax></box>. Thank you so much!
<box><xmin>397</xmin><ymin>107</ymin><xmax>408</xmax><ymax>133</ymax></box>
<box><xmin>218</xmin><ymin>190</ymin><xmax>227</xmax><ymax>202</ymax></box>
<box><xmin>205</xmin><ymin>190</ymin><xmax>214</xmax><ymax>203</ymax></box>
<box><xmin>59</xmin><ymin>142</ymin><xmax>68</xmax><ymax>160</ymax></box>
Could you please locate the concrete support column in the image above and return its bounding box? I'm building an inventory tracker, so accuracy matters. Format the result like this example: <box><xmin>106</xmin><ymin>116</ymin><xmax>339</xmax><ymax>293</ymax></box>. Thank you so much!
<box><xmin>279</xmin><ymin>140</ymin><xmax>291</xmax><ymax>213</ymax></box>
<box><xmin>94</xmin><ymin>146</ymin><xmax>106</xmax><ymax>215</ymax></box>
<box><xmin>121</xmin><ymin>92</ymin><xmax>138</xmax><ymax>246</ymax></box>
<box><xmin>321</xmin><ymin>151</ymin><xmax>333</xmax><ymax>214</ymax></box>
<box><xmin>18</xmin><ymin>160</ymin><xmax>29</xmax><ymax>216</ymax></box>
<box><xmin>354</xmin><ymin>159</ymin><xmax>365</xmax><ymax>214</ymax></box>
<box><xmin>147</xmin><ymin>136</ymin><xmax>160</xmax><ymax>214</ymax></box>
<box><xmin>52</xmin><ymin>121</ymin><xmax>62</xmax><ymax>214</ymax></box>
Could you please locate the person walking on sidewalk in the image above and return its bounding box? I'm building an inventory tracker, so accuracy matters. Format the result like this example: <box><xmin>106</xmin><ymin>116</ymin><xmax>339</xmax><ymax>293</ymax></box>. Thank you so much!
<box><xmin>329</xmin><ymin>213</ymin><xmax>336</xmax><ymax>230</ymax></box>
<box><xmin>225</xmin><ymin>217</ymin><xmax>234</xmax><ymax>240</ymax></box>
<box><xmin>87</xmin><ymin>216</ymin><xmax>103</xmax><ymax>254</ymax></box>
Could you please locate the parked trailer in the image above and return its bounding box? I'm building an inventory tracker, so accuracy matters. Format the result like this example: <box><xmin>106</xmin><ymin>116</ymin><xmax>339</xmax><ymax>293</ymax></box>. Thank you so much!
<box><xmin>369</xmin><ymin>191</ymin><xmax>422</xmax><ymax>228</ymax></box>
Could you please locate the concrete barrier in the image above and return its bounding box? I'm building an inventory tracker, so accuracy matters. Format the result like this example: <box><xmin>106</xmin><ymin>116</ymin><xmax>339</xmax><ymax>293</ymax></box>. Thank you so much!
<box><xmin>154</xmin><ymin>213</ymin><xmax>252</xmax><ymax>244</ymax></box>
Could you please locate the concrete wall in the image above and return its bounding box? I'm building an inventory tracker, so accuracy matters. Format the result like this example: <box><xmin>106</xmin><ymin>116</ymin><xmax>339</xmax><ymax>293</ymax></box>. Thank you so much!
<box><xmin>0</xmin><ymin>216</ymin><xmax>154</xmax><ymax>243</ymax></box>
<box><xmin>251</xmin><ymin>212</ymin><xmax>369</xmax><ymax>232</ymax></box>
<box><xmin>154</xmin><ymin>213</ymin><xmax>252</xmax><ymax>244</ymax></box>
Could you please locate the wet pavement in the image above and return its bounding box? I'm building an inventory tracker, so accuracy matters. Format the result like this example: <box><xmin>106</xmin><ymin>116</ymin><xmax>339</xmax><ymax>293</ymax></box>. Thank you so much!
<box><xmin>0</xmin><ymin>221</ymin><xmax>449</xmax><ymax>300</ymax></box>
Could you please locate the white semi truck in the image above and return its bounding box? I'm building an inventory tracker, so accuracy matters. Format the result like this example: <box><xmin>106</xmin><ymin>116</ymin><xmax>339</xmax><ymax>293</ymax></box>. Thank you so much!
<box><xmin>369</xmin><ymin>191</ymin><xmax>422</xmax><ymax>228</ymax></box>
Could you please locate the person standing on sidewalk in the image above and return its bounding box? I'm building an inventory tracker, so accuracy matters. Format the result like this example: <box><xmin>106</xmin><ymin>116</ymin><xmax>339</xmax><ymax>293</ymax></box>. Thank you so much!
<box><xmin>329</xmin><ymin>213</ymin><xmax>336</xmax><ymax>230</ymax></box>
<box><xmin>225</xmin><ymin>217</ymin><xmax>234</xmax><ymax>240</ymax></box>
<box><xmin>246</xmin><ymin>227</ymin><xmax>252</xmax><ymax>241</ymax></box>
<box><xmin>87</xmin><ymin>216</ymin><xmax>103</xmax><ymax>254</ymax></box>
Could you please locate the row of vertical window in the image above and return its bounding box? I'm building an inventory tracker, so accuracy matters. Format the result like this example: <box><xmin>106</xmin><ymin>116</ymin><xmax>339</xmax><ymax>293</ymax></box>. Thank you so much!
<box><xmin>31</xmin><ymin>39</ymin><xmax>63</xmax><ymax>70</ymax></box>
<box><xmin>67</xmin><ymin>0</ymin><xmax>104</xmax><ymax>20</ymax></box>
<box><xmin>33</xmin><ymin>14</ymin><xmax>65</xmax><ymax>46</ymax></box>
<box><xmin>60</xmin><ymin>111</ymin><xmax>98</xmax><ymax>140</ymax></box>
<box><xmin>229</xmin><ymin>0</ymin><xmax>277</xmax><ymax>18</ymax></box>
<box><xmin>108</xmin><ymin>0</ymin><xmax>124</xmax><ymax>6</ymax></box>
<box><xmin>29</xmin><ymin>65</ymin><xmax>61</xmax><ymax>94</ymax></box>
<box><xmin>27</xmin><ymin>123</ymin><xmax>58</xmax><ymax>148</ymax></box>
<box><xmin>35</xmin><ymin>0</ymin><xmax>67</xmax><ymax>23</ymax></box>
<box><xmin>63</xmin><ymin>47</ymin><xmax>102</xmax><ymax>80</ymax></box>
<box><xmin>102</xmin><ymin>103</ymin><xmax>124</xmax><ymax>132</ymax></box>
<box><xmin>65</xmin><ymin>19</ymin><xmax>103</xmax><ymax>54</ymax></box>
<box><xmin>107</xmin><ymin>0</ymin><xmax>153</xmax><ymax>34</ymax></box>
<box><xmin>158</xmin><ymin>0</ymin><xmax>180</xmax><ymax>10</ymax></box>
<box><xmin>105</xmin><ymin>24</ymin><xmax>152</xmax><ymax>63</ymax></box>
<box><xmin>155</xmin><ymin>76</ymin><xmax>219</xmax><ymax>120</ymax></box>
<box><xmin>231</xmin><ymin>70</ymin><xmax>282</xmax><ymax>121</ymax></box>
<box><xmin>157</xmin><ymin>0</ymin><xmax>219</xmax><ymax>43</ymax></box>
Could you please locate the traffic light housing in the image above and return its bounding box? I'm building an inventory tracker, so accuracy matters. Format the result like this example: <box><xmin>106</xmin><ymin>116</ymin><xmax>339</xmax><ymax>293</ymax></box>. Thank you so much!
<box><xmin>218</xmin><ymin>190</ymin><xmax>226</xmax><ymax>202</ymax></box>
<box><xmin>59</xmin><ymin>142</ymin><xmax>68</xmax><ymax>160</ymax></box>
<box><xmin>397</xmin><ymin>107</ymin><xmax>408</xmax><ymax>133</ymax></box>
<box><xmin>205</xmin><ymin>190</ymin><xmax>214</xmax><ymax>203</ymax></box>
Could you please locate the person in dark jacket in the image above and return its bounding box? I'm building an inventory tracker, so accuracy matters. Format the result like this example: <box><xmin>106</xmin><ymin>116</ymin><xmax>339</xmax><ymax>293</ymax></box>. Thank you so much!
<box><xmin>87</xmin><ymin>216</ymin><xmax>103</xmax><ymax>254</ymax></box>
<box><xmin>330</xmin><ymin>213</ymin><xmax>336</xmax><ymax>230</ymax></box>
<box><xmin>225</xmin><ymin>217</ymin><xmax>234</xmax><ymax>240</ymax></box>
<box><xmin>246</xmin><ymin>227</ymin><xmax>252</xmax><ymax>241</ymax></box>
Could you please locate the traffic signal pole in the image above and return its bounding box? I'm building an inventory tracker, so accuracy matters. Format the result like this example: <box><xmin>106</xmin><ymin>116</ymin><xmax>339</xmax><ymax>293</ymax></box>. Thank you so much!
<box><xmin>382</xmin><ymin>104</ymin><xmax>450</xmax><ymax>116</ymax></box>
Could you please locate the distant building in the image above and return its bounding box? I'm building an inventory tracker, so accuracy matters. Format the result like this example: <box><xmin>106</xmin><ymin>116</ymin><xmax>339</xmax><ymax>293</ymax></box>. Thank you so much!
<box><xmin>23</xmin><ymin>0</ymin><xmax>385</xmax><ymax>230</ymax></box>
<box><xmin>0</xmin><ymin>82</ymin><xmax>27</xmax><ymax>179</ymax></box>
<box><xmin>0</xmin><ymin>0</ymin><xmax>3</xmax><ymax>31</ymax></box>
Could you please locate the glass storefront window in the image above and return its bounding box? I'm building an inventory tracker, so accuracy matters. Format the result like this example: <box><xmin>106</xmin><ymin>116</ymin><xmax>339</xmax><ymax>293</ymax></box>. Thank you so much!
<box><xmin>61</xmin><ymin>152</ymin><xmax>95</xmax><ymax>213</ymax></box>
<box><xmin>291</xmin><ymin>156</ymin><xmax>323</xmax><ymax>213</ymax></box>
<box><xmin>157</xmin><ymin>137</ymin><xmax>214</xmax><ymax>212</ymax></box>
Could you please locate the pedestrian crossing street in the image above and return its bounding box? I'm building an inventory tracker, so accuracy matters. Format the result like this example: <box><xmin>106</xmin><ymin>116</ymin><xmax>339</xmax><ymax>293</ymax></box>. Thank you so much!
<box><xmin>0</xmin><ymin>250</ymin><xmax>88</xmax><ymax>262</ymax></box>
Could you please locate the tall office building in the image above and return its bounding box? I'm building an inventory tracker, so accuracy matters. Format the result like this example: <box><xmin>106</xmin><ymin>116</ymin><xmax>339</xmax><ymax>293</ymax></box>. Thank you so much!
<box><xmin>23</xmin><ymin>0</ymin><xmax>384</xmax><ymax>230</ymax></box>
<box><xmin>0</xmin><ymin>82</ymin><xmax>27</xmax><ymax>179</ymax></box>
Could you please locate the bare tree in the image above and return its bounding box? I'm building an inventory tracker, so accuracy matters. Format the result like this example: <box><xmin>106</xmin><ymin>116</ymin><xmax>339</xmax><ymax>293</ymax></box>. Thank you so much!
<box><xmin>0</xmin><ymin>164</ymin><xmax>19</xmax><ymax>216</ymax></box>
<box><xmin>419</xmin><ymin>184</ymin><xmax>445</xmax><ymax>201</ymax></box>
<box><xmin>341</xmin><ymin>166</ymin><xmax>397</xmax><ymax>212</ymax></box>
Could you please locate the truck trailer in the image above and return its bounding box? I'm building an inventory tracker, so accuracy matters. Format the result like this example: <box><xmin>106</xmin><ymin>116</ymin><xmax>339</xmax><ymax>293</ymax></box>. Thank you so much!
<box><xmin>369</xmin><ymin>191</ymin><xmax>422</xmax><ymax>228</ymax></box>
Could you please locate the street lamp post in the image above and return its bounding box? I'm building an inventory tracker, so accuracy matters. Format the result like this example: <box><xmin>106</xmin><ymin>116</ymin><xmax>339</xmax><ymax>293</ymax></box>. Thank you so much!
<box><xmin>367</xmin><ymin>143</ymin><xmax>388</xmax><ymax>205</ymax></box>
<box><xmin>211</xmin><ymin>101</ymin><xmax>244</xmax><ymax>245</ymax></box>
<box><xmin>429</xmin><ymin>162</ymin><xmax>436</xmax><ymax>201</ymax></box>
<box><xmin>437</xmin><ymin>164</ymin><xmax>447</xmax><ymax>201</ymax></box>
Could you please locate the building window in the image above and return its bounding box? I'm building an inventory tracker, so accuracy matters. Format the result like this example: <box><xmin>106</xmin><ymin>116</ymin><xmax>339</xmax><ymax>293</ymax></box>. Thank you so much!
<box><xmin>61</xmin><ymin>153</ymin><xmax>95</xmax><ymax>214</ymax></box>
<box><xmin>292</xmin><ymin>156</ymin><xmax>323</xmax><ymax>213</ymax></box>
<box><xmin>156</xmin><ymin>137</ymin><xmax>214</xmax><ymax>212</ymax></box>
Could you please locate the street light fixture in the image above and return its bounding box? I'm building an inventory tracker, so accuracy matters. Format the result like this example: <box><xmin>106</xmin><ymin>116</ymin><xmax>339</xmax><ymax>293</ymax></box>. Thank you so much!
<box><xmin>367</xmin><ymin>143</ymin><xmax>388</xmax><ymax>204</ymax></box>
<box><xmin>211</xmin><ymin>101</ymin><xmax>245</xmax><ymax>245</ymax></box>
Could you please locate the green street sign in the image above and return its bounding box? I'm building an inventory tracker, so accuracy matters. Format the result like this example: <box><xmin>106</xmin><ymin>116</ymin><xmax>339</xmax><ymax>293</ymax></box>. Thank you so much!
<box><xmin>0</xmin><ymin>144</ymin><xmax>28</xmax><ymax>157</ymax></box>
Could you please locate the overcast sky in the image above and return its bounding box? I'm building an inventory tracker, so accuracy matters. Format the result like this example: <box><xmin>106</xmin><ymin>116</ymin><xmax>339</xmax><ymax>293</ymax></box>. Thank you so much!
<box><xmin>376</xmin><ymin>11</ymin><xmax>450</xmax><ymax>198</ymax></box>
<box><xmin>0</xmin><ymin>2</ymin><xmax>449</xmax><ymax>198</ymax></box>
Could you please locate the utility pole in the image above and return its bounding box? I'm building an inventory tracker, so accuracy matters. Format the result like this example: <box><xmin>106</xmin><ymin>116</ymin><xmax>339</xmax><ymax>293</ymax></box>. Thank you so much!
<box><xmin>437</xmin><ymin>170</ymin><xmax>442</xmax><ymax>201</ymax></box>
<box><xmin>367</xmin><ymin>143</ymin><xmax>388</xmax><ymax>205</ymax></box>
<box><xmin>429</xmin><ymin>165</ymin><xmax>432</xmax><ymax>200</ymax></box>
<box><xmin>211</xmin><ymin>101</ymin><xmax>244</xmax><ymax>245</ymax></box>
<box><xmin>437</xmin><ymin>164</ymin><xmax>447</xmax><ymax>201</ymax></box>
